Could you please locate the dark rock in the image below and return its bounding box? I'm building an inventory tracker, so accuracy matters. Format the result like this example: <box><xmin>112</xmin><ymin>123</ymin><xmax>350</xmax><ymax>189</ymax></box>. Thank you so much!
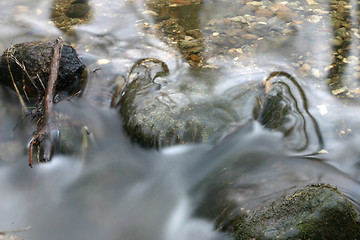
<box><xmin>0</xmin><ymin>40</ymin><xmax>85</xmax><ymax>99</ymax></box>
<box><xmin>71</xmin><ymin>0</ymin><xmax>89</xmax><ymax>4</ymax></box>
<box><xmin>186</xmin><ymin>29</ymin><xmax>202</xmax><ymax>39</ymax></box>
<box><xmin>257</xmin><ymin>72</ymin><xmax>324</xmax><ymax>154</ymax></box>
<box><xmin>51</xmin><ymin>0</ymin><xmax>93</xmax><ymax>32</ymax></box>
<box><xmin>224</xmin><ymin>184</ymin><xmax>360</xmax><ymax>239</ymax></box>
<box><xmin>118</xmin><ymin>59</ymin><xmax>259</xmax><ymax>148</ymax></box>
<box><xmin>66</xmin><ymin>3</ymin><xmax>91</xmax><ymax>18</ymax></box>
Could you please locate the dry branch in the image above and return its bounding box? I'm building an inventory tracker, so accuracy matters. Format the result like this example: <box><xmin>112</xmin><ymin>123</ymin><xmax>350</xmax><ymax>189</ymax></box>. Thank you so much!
<box><xmin>28</xmin><ymin>37</ymin><xmax>64</xmax><ymax>167</ymax></box>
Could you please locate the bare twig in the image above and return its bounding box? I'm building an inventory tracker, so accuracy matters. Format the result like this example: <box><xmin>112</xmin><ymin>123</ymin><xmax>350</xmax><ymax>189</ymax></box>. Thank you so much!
<box><xmin>6</xmin><ymin>46</ymin><xmax>27</xmax><ymax>116</ymax></box>
<box><xmin>28</xmin><ymin>37</ymin><xmax>64</xmax><ymax>167</ymax></box>
<box><xmin>12</xmin><ymin>55</ymin><xmax>39</xmax><ymax>92</ymax></box>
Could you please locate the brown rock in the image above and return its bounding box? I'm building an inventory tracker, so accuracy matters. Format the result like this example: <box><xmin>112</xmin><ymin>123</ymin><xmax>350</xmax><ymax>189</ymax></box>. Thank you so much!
<box><xmin>255</xmin><ymin>9</ymin><xmax>274</xmax><ymax>18</ymax></box>
<box><xmin>274</xmin><ymin>3</ymin><xmax>290</xmax><ymax>12</ymax></box>
<box><xmin>190</xmin><ymin>54</ymin><xmax>201</xmax><ymax>61</ymax></box>
<box><xmin>273</xmin><ymin>3</ymin><xmax>297</xmax><ymax>22</ymax></box>
<box><xmin>186</xmin><ymin>29</ymin><xmax>202</xmax><ymax>39</ymax></box>
<box><xmin>256</xmin><ymin>17</ymin><xmax>267</xmax><ymax>22</ymax></box>
<box><xmin>276</xmin><ymin>10</ymin><xmax>297</xmax><ymax>22</ymax></box>
<box><xmin>241</xmin><ymin>33</ymin><xmax>259</xmax><ymax>40</ymax></box>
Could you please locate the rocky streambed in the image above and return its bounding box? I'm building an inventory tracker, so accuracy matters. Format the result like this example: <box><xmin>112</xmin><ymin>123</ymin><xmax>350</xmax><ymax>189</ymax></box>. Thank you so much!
<box><xmin>0</xmin><ymin>0</ymin><xmax>360</xmax><ymax>239</ymax></box>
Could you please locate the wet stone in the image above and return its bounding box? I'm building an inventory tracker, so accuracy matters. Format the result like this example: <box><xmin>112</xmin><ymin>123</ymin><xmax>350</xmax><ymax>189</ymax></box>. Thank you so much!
<box><xmin>0</xmin><ymin>40</ymin><xmax>85</xmax><ymax>99</ymax></box>
<box><xmin>118</xmin><ymin>60</ymin><xmax>260</xmax><ymax>148</ymax></box>
<box><xmin>186</xmin><ymin>29</ymin><xmax>202</xmax><ymax>39</ymax></box>
<box><xmin>240</xmin><ymin>33</ymin><xmax>258</xmax><ymax>40</ymax></box>
<box><xmin>224</xmin><ymin>184</ymin><xmax>360</xmax><ymax>239</ymax></box>
<box><xmin>331</xmin><ymin>37</ymin><xmax>343</xmax><ymax>47</ymax></box>
<box><xmin>254</xmin><ymin>8</ymin><xmax>274</xmax><ymax>18</ymax></box>
<box><xmin>334</xmin><ymin>27</ymin><xmax>348</xmax><ymax>39</ymax></box>
<box><xmin>66</xmin><ymin>3</ymin><xmax>91</xmax><ymax>18</ymax></box>
<box><xmin>179</xmin><ymin>39</ymin><xmax>201</xmax><ymax>49</ymax></box>
<box><xmin>118</xmin><ymin>58</ymin><xmax>323</xmax><ymax>155</ymax></box>
<box><xmin>51</xmin><ymin>0</ymin><xmax>92</xmax><ymax>32</ymax></box>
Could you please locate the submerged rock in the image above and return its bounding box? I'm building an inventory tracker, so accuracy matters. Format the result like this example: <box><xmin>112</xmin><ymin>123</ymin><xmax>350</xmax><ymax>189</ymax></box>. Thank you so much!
<box><xmin>51</xmin><ymin>0</ymin><xmax>93</xmax><ymax>32</ymax></box>
<box><xmin>118</xmin><ymin>59</ymin><xmax>323</xmax><ymax>154</ymax></box>
<box><xmin>66</xmin><ymin>3</ymin><xmax>91</xmax><ymax>18</ymax></box>
<box><xmin>223</xmin><ymin>184</ymin><xmax>360</xmax><ymax>239</ymax></box>
<box><xmin>118</xmin><ymin>59</ymin><xmax>260</xmax><ymax>148</ymax></box>
<box><xmin>0</xmin><ymin>40</ymin><xmax>85</xmax><ymax>99</ymax></box>
<box><xmin>258</xmin><ymin>72</ymin><xmax>324</xmax><ymax>154</ymax></box>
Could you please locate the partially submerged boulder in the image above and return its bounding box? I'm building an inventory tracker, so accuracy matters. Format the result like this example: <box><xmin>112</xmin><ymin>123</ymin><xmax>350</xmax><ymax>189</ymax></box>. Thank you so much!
<box><xmin>221</xmin><ymin>184</ymin><xmax>360</xmax><ymax>239</ymax></box>
<box><xmin>118</xmin><ymin>59</ymin><xmax>260</xmax><ymax>148</ymax></box>
<box><xmin>0</xmin><ymin>40</ymin><xmax>85</xmax><ymax>99</ymax></box>
<box><xmin>118</xmin><ymin>59</ymin><xmax>323</xmax><ymax>154</ymax></box>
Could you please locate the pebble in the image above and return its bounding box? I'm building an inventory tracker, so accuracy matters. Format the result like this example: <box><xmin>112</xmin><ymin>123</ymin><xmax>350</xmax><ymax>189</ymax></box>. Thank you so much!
<box><xmin>342</xmin><ymin>58</ymin><xmax>350</xmax><ymax>63</ymax></box>
<box><xmin>246</xmin><ymin>1</ymin><xmax>263</xmax><ymax>6</ymax></box>
<box><xmin>241</xmin><ymin>33</ymin><xmax>258</xmax><ymax>40</ymax></box>
<box><xmin>301</xmin><ymin>63</ymin><xmax>311</xmax><ymax>72</ymax></box>
<box><xmin>273</xmin><ymin>3</ymin><xmax>291</xmax><ymax>12</ymax></box>
<box><xmin>244</xmin><ymin>14</ymin><xmax>256</xmax><ymax>22</ymax></box>
<box><xmin>276</xmin><ymin>11</ymin><xmax>295</xmax><ymax>22</ymax></box>
<box><xmin>256</xmin><ymin>17</ymin><xmax>267</xmax><ymax>23</ymax></box>
<box><xmin>255</xmin><ymin>9</ymin><xmax>274</xmax><ymax>18</ymax></box>
<box><xmin>190</xmin><ymin>54</ymin><xmax>201</xmax><ymax>61</ymax></box>
<box><xmin>306</xmin><ymin>0</ymin><xmax>318</xmax><ymax>5</ymax></box>
<box><xmin>334</xmin><ymin>27</ymin><xmax>347</xmax><ymax>38</ymax></box>
<box><xmin>97</xmin><ymin>59</ymin><xmax>111</xmax><ymax>65</ymax></box>
<box><xmin>66</xmin><ymin>3</ymin><xmax>91</xmax><ymax>18</ymax></box>
<box><xmin>188</xmin><ymin>46</ymin><xmax>202</xmax><ymax>53</ymax></box>
<box><xmin>317</xmin><ymin>149</ymin><xmax>328</xmax><ymax>154</ymax></box>
<box><xmin>331</xmin><ymin>37</ymin><xmax>343</xmax><ymax>47</ymax></box>
<box><xmin>180</xmin><ymin>39</ymin><xmax>200</xmax><ymax>48</ymax></box>
<box><xmin>229</xmin><ymin>16</ymin><xmax>247</xmax><ymax>23</ymax></box>
<box><xmin>332</xmin><ymin>87</ymin><xmax>347</xmax><ymax>95</ymax></box>
<box><xmin>312</xmin><ymin>9</ymin><xmax>328</xmax><ymax>15</ymax></box>
<box><xmin>306</xmin><ymin>15</ymin><xmax>322</xmax><ymax>23</ymax></box>
<box><xmin>186</xmin><ymin>29</ymin><xmax>202</xmax><ymax>38</ymax></box>
<box><xmin>311</xmin><ymin>68</ymin><xmax>321</xmax><ymax>78</ymax></box>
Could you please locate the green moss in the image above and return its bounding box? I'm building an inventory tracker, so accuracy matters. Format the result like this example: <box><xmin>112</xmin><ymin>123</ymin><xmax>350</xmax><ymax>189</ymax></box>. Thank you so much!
<box><xmin>295</xmin><ymin>185</ymin><xmax>360</xmax><ymax>239</ymax></box>
<box><xmin>224</xmin><ymin>184</ymin><xmax>360</xmax><ymax>239</ymax></box>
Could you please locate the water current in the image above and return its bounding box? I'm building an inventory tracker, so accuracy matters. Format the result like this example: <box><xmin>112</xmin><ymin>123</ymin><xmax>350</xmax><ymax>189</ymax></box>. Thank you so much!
<box><xmin>0</xmin><ymin>0</ymin><xmax>359</xmax><ymax>239</ymax></box>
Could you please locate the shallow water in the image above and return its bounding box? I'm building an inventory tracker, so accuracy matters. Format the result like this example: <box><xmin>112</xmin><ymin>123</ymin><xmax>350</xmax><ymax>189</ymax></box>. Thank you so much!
<box><xmin>0</xmin><ymin>0</ymin><xmax>360</xmax><ymax>239</ymax></box>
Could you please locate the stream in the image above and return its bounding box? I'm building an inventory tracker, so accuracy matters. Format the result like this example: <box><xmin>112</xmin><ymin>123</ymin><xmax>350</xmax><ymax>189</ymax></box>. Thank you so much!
<box><xmin>0</xmin><ymin>0</ymin><xmax>360</xmax><ymax>239</ymax></box>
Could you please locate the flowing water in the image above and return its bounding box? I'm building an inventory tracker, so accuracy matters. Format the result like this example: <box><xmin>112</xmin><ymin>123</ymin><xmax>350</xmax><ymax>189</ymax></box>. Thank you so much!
<box><xmin>0</xmin><ymin>0</ymin><xmax>359</xmax><ymax>239</ymax></box>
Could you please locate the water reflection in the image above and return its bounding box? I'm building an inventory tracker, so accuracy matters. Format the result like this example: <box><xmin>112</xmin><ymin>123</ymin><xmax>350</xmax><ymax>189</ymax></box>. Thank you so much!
<box><xmin>51</xmin><ymin>0</ymin><xmax>93</xmax><ymax>33</ymax></box>
<box><xmin>146</xmin><ymin>0</ymin><xmax>204</xmax><ymax>67</ymax></box>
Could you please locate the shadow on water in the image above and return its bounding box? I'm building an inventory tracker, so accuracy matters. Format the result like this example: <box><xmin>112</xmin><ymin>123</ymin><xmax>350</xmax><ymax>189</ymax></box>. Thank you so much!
<box><xmin>0</xmin><ymin>0</ymin><xmax>360</xmax><ymax>239</ymax></box>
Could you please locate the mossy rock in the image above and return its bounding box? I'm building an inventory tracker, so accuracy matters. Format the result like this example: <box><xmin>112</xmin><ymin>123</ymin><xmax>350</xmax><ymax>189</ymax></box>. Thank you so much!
<box><xmin>66</xmin><ymin>3</ymin><xmax>91</xmax><ymax>18</ymax></box>
<box><xmin>225</xmin><ymin>184</ymin><xmax>360</xmax><ymax>239</ymax></box>
<box><xmin>119</xmin><ymin>60</ymin><xmax>323</xmax><ymax>153</ymax></box>
<box><xmin>0</xmin><ymin>40</ymin><xmax>85</xmax><ymax>99</ymax></box>
<box><xmin>119</xmin><ymin>59</ymin><xmax>260</xmax><ymax>147</ymax></box>
<box><xmin>51</xmin><ymin>0</ymin><xmax>92</xmax><ymax>32</ymax></box>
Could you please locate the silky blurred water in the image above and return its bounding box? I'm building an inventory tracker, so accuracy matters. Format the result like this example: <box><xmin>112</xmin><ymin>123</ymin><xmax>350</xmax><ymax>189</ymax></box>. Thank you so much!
<box><xmin>0</xmin><ymin>0</ymin><xmax>360</xmax><ymax>239</ymax></box>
